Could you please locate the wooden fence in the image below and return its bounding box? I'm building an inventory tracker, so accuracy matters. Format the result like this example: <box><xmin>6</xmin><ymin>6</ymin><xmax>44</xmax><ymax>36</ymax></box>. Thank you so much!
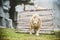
<box><xmin>17</xmin><ymin>9</ymin><xmax>54</xmax><ymax>34</ymax></box>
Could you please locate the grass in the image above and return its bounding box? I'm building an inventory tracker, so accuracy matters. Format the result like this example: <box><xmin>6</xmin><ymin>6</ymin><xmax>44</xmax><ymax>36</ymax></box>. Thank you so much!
<box><xmin>0</xmin><ymin>28</ymin><xmax>60</xmax><ymax>40</ymax></box>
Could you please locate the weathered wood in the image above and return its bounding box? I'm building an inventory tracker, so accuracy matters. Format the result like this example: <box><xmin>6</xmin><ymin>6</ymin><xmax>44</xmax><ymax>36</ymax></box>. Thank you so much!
<box><xmin>18</xmin><ymin>19</ymin><xmax>53</xmax><ymax>22</ymax></box>
<box><xmin>17</xmin><ymin>27</ymin><xmax>53</xmax><ymax>30</ymax></box>
<box><xmin>17</xmin><ymin>9</ymin><xmax>54</xmax><ymax>34</ymax></box>
<box><xmin>17</xmin><ymin>29</ymin><xmax>54</xmax><ymax>34</ymax></box>
<box><xmin>18</xmin><ymin>23</ymin><xmax>53</xmax><ymax>26</ymax></box>
<box><xmin>20</xmin><ymin>11</ymin><xmax>52</xmax><ymax>14</ymax></box>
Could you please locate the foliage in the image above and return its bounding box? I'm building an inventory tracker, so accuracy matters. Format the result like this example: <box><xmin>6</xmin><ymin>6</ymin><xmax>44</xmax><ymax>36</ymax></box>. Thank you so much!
<box><xmin>11</xmin><ymin>0</ymin><xmax>33</xmax><ymax>5</ymax></box>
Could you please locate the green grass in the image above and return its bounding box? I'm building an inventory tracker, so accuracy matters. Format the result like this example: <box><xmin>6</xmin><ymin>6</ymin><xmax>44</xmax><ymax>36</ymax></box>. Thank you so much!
<box><xmin>0</xmin><ymin>28</ymin><xmax>60</xmax><ymax>40</ymax></box>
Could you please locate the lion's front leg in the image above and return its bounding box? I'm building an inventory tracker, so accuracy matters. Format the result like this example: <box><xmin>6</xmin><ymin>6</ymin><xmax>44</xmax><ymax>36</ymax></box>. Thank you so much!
<box><xmin>36</xmin><ymin>30</ymin><xmax>39</xmax><ymax>36</ymax></box>
<box><xmin>34</xmin><ymin>28</ymin><xmax>39</xmax><ymax>36</ymax></box>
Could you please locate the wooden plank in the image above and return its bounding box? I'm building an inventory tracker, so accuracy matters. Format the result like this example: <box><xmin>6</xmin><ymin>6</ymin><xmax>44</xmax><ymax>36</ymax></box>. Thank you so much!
<box><xmin>17</xmin><ymin>25</ymin><xmax>53</xmax><ymax>29</ymax></box>
<box><xmin>20</xmin><ymin>11</ymin><xmax>52</xmax><ymax>15</ymax></box>
<box><xmin>42</xmin><ymin>21</ymin><xmax>53</xmax><ymax>24</ymax></box>
<box><xmin>42</xmin><ymin>23</ymin><xmax>53</xmax><ymax>26</ymax></box>
<box><xmin>18</xmin><ymin>23</ymin><xmax>53</xmax><ymax>26</ymax></box>
<box><xmin>18</xmin><ymin>19</ymin><xmax>53</xmax><ymax>24</ymax></box>
<box><xmin>18</xmin><ymin>20</ymin><xmax>52</xmax><ymax>22</ymax></box>
<box><xmin>18</xmin><ymin>29</ymin><xmax>54</xmax><ymax>34</ymax></box>
<box><xmin>20</xmin><ymin>29</ymin><xmax>29</xmax><ymax>31</ymax></box>
<box><xmin>19</xmin><ymin>14</ymin><xmax>52</xmax><ymax>17</ymax></box>
<box><xmin>17</xmin><ymin>23</ymin><xmax>51</xmax><ymax>26</ymax></box>
<box><xmin>20</xmin><ymin>14</ymin><xmax>51</xmax><ymax>17</ymax></box>
<box><xmin>18</xmin><ymin>26</ymin><xmax>27</xmax><ymax>28</ymax></box>
<box><xmin>42</xmin><ymin>25</ymin><xmax>53</xmax><ymax>28</ymax></box>
<box><xmin>42</xmin><ymin>19</ymin><xmax>53</xmax><ymax>22</ymax></box>
<box><xmin>18</xmin><ymin>28</ymin><xmax>53</xmax><ymax>32</ymax></box>
<box><xmin>18</xmin><ymin>31</ymin><xmax>53</xmax><ymax>34</ymax></box>
<box><xmin>18</xmin><ymin>19</ymin><xmax>53</xmax><ymax>23</ymax></box>
<box><xmin>18</xmin><ymin>14</ymin><xmax>53</xmax><ymax>21</ymax></box>
<box><xmin>18</xmin><ymin>28</ymin><xmax>53</xmax><ymax>31</ymax></box>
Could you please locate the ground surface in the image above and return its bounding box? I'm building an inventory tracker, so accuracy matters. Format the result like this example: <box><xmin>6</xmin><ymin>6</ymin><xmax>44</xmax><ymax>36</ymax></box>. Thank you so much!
<box><xmin>0</xmin><ymin>28</ymin><xmax>60</xmax><ymax>40</ymax></box>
